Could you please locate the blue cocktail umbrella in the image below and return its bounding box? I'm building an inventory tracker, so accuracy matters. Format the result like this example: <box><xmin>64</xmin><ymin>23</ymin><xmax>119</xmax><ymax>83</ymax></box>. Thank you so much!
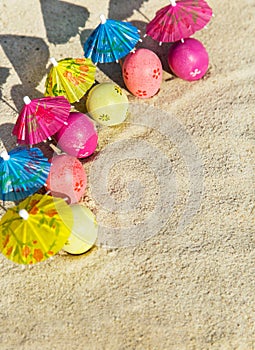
<box><xmin>84</xmin><ymin>14</ymin><xmax>142</xmax><ymax>64</ymax></box>
<box><xmin>0</xmin><ymin>147</ymin><xmax>51</xmax><ymax>202</ymax></box>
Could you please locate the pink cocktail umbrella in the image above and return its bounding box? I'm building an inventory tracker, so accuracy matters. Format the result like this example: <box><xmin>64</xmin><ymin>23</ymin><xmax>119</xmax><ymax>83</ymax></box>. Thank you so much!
<box><xmin>145</xmin><ymin>0</ymin><xmax>213</xmax><ymax>44</ymax></box>
<box><xmin>12</xmin><ymin>95</ymin><xmax>71</xmax><ymax>145</ymax></box>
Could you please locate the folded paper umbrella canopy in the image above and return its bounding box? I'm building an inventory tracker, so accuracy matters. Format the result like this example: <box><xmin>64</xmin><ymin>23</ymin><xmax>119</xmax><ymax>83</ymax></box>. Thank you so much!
<box><xmin>0</xmin><ymin>147</ymin><xmax>50</xmax><ymax>202</ymax></box>
<box><xmin>84</xmin><ymin>14</ymin><xmax>142</xmax><ymax>64</ymax></box>
<box><xmin>145</xmin><ymin>0</ymin><xmax>213</xmax><ymax>44</ymax></box>
<box><xmin>45</xmin><ymin>57</ymin><xmax>96</xmax><ymax>103</ymax></box>
<box><xmin>0</xmin><ymin>193</ymin><xmax>73</xmax><ymax>264</ymax></box>
<box><xmin>12</xmin><ymin>95</ymin><xmax>70</xmax><ymax>145</ymax></box>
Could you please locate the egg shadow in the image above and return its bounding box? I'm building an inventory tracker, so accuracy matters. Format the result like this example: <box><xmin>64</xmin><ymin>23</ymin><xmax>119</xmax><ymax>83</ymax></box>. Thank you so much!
<box><xmin>98</xmin><ymin>61</ymin><xmax>125</xmax><ymax>89</ymax></box>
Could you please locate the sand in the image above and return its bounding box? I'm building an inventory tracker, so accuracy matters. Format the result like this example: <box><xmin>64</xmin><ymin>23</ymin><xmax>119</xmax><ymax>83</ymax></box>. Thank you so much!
<box><xmin>0</xmin><ymin>0</ymin><xmax>254</xmax><ymax>349</ymax></box>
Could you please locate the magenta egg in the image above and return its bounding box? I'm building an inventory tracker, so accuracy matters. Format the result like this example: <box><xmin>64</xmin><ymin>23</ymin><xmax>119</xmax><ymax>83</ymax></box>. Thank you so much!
<box><xmin>55</xmin><ymin>112</ymin><xmax>98</xmax><ymax>158</ymax></box>
<box><xmin>46</xmin><ymin>154</ymin><xmax>87</xmax><ymax>204</ymax></box>
<box><xmin>168</xmin><ymin>38</ymin><xmax>209</xmax><ymax>81</ymax></box>
<box><xmin>122</xmin><ymin>48</ymin><xmax>162</xmax><ymax>98</ymax></box>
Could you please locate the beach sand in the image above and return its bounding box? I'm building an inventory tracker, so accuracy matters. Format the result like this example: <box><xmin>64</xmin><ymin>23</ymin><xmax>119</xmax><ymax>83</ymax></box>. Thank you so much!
<box><xmin>0</xmin><ymin>0</ymin><xmax>254</xmax><ymax>349</ymax></box>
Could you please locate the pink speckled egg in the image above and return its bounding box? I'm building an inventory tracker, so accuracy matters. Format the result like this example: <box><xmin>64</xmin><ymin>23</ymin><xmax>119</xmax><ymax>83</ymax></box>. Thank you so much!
<box><xmin>122</xmin><ymin>48</ymin><xmax>162</xmax><ymax>98</ymax></box>
<box><xmin>46</xmin><ymin>154</ymin><xmax>87</xmax><ymax>204</ymax></box>
<box><xmin>168</xmin><ymin>38</ymin><xmax>209</xmax><ymax>81</ymax></box>
<box><xmin>55</xmin><ymin>112</ymin><xmax>98</xmax><ymax>158</ymax></box>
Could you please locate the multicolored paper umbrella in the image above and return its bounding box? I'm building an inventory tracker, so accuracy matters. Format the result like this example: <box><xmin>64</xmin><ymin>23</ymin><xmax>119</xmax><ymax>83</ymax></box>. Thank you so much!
<box><xmin>84</xmin><ymin>14</ymin><xmax>142</xmax><ymax>64</ymax></box>
<box><xmin>0</xmin><ymin>147</ymin><xmax>50</xmax><ymax>202</ymax></box>
<box><xmin>12</xmin><ymin>95</ymin><xmax>70</xmax><ymax>145</ymax></box>
<box><xmin>45</xmin><ymin>57</ymin><xmax>96</xmax><ymax>103</ymax></box>
<box><xmin>145</xmin><ymin>0</ymin><xmax>213</xmax><ymax>44</ymax></box>
<box><xmin>0</xmin><ymin>193</ymin><xmax>73</xmax><ymax>264</ymax></box>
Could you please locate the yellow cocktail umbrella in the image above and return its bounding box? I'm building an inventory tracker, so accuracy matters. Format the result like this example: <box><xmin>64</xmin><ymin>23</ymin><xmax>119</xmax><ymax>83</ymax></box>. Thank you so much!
<box><xmin>45</xmin><ymin>57</ymin><xmax>96</xmax><ymax>103</ymax></box>
<box><xmin>0</xmin><ymin>193</ymin><xmax>73</xmax><ymax>264</ymax></box>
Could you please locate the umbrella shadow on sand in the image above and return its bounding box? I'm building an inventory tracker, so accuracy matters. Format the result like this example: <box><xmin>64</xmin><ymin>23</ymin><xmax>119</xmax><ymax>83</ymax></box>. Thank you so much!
<box><xmin>0</xmin><ymin>123</ymin><xmax>16</xmax><ymax>151</ymax></box>
<box><xmin>40</xmin><ymin>0</ymin><xmax>90</xmax><ymax>45</ymax></box>
<box><xmin>0</xmin><ymin>67</ymin><xmax>15</xmax><ymax>112</ymax></box>
<box><xmin>0</xmin><ymin>70</ymin><xmax>17</xmax><ymax>151</ymax></box>
<box><xmin>11</xmin><ymin>85</ymin><xmax>45</xmax><ymax>112</ymax></box>
<box><xmin>0</xmin><ymin>35</ymin><xmax>49</xmax><ymax>111</ymax></box>
<box><xmin>108</xmin><ymin>0</ymin><xmax>150</xmax><ymax>21</ymax></box>
<box><xmin>0</xmin><ymin>67</ymin><xmax>10</xmax><ymax>92</ymax></box>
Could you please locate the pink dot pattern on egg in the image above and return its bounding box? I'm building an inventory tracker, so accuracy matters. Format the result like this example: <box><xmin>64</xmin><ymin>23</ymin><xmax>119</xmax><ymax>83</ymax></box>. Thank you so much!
<box><xmin>46</xmin><ymin>154</ymin><xmax>87</xmax><ymax>204</ymax></box>
<box><xmin>136</xmin><ymin>90</ymin><xmax>147</xmax><ymax>97</ymax></box>
<box><xmin>123</xmin><ymin>68</ymin><xmax>129</xmax><ymax>80</ymax></box>
<box><xmin>168</xmin><ymin>38</ymin><xmax>209</xmax><ymax>81</ymax></box>
<box><xmin>122</xmin><ymin>48</ymin><xmax>162</xmax><ymax>99</ymax></box>
<box><xmin>55</xmin><ymin>112</ymin><xmax>98</xmax><ymax>158</ymax></box>
<box><xmin>152</xmin><ymin>68</ymin><xmax>161</xmax><ymax>79</ymax></box>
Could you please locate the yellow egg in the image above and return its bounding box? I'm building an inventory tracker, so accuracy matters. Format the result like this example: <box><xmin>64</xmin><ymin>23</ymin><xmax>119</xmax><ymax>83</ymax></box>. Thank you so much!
<box><xmin>63</xmin><ymin>204</ymin><xmax>98</xmax><ymax>255</ymax></box>
<box><xmin>86</xmin><ymin>82</ymin><xmax>128</xmax><ymax>126</ymax></box>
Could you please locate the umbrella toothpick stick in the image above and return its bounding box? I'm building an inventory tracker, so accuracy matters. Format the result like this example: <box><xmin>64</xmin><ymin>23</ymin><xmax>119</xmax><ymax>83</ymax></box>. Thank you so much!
<box><xmin>49</xmin><ymin>143</ymin><xmax>62</xmax><ymax>155</ymax></box>
<box><xmin>50</xmin><ymin>57</ymin><xmax>58</xmax><ymax>67</ymax></box>
<box><xmin>45</xmin><ymin>190</ymin><xmax>69</xmax><ymax>203</ymax></box>
<box><xmin>19</xmin><ymin>209</ymin><xmax>29</xmax><ymax>220</ymax></box>
<box><xmin>0</xmin><ymin>150</ymin><xmax>10</xmax><ymax>161</ymax></box>
<box><xmin>23</xmin><ymin>96</ymin><xmax>31</xmax><ymax>105</ymax></box>
<box><xmin>100</xmin><ymin>14</ymin><xmax>107</xmax><ymax>24</ymax></box>
<box><xmin>0</xmin><ymin>137</ymin><xmax>12</xmax><ymax>164</ymax></box>
<box><xmin>136</xmin><ymin>9</ymin><xmax>151</xmax><ymax>22</ymax></box>
<box><xmin>0</xmin><ymin>96</ymin><xmax>19</xmax><ymax>113</ymax></box>
<box><xmin>0</xmin><ymin>202</ymin><xmax>7</xmax><ymax>212</ymax></box>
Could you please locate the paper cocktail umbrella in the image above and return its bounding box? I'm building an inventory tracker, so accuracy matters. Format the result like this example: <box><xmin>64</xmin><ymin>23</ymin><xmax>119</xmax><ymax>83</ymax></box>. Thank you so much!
<box><xmin>0</xmin><ymin>193</ymin><xmax>73</xmax><ymax>264</ymax></box>
<box><xmin>145</xmin><ymin>0</ymin><xmax>213</xmax><ymax>44</ymax></box>
<box><xmin>45</xmin><ymin>57</ymin><xmax>96</xmax><ymax>103</ymax></box>
<box><xmin>12</xmin><ymin>95</ymin><xmax>70</xmax><ymax>145</ymax></box>
<box><xmin>0</xmin><ymin>147</ymin><xmax>50</xmax><ymax>202</ymax></box>
<box><xmin>84</xmin><ymin>14</ymin><xmax>142</xmax><ymax>64</ymax></box>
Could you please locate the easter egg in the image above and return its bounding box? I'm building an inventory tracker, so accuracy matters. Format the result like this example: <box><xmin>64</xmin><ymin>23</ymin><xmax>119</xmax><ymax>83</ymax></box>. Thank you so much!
<box><xmin>168</xmin><ymin>38</ymin><xmax>209</xmax><ymax>81</ymax></box>
<box><xmin>46</xmin><ymin>154</ymin><xmax>87</xmax><ymax>204</ymax></box>
<box><xmin>55</xmin><ymin>112</ymin><xmax>98</xmax><ymax>158</ymax></box>
<box><xmin>122</xmin><ymin>48</ymin><xmax>162</xmax><ymax>98</ymax></box>
<box><xmin>63</xmin><ymin>204</ymin><xmax>98</xmax><ymax>255</ymax></box>
<box><xmin>86</xmin><ymin>83</ymin><xmax>129</xmax><ymax>126</ymax></box>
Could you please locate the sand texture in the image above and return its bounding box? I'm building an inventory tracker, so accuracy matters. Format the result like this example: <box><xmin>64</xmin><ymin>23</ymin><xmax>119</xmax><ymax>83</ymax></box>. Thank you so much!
<box><xmin>0</xmin><ymin>0</ymin><xmax>254</xmax><ymax>349</ymax></box>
